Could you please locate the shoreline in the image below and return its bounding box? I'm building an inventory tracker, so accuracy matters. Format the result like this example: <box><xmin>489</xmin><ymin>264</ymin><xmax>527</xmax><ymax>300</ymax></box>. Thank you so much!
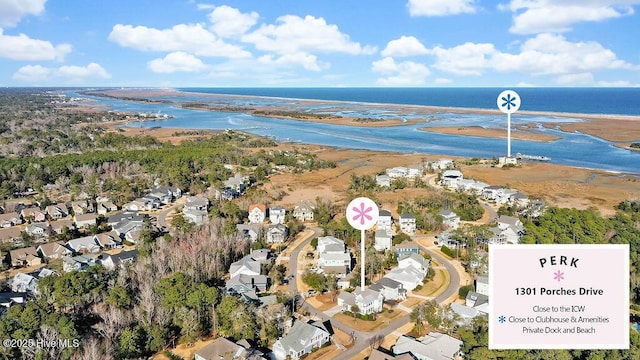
<box><xmin>88</xmin><ymin>88</ymin><xmax>640</xmax><ymax>143</ymax></box>
<box><xmin>419</xmin><ymin>126</ymin><xmax>560</xmax><ymax>142</ymax></box>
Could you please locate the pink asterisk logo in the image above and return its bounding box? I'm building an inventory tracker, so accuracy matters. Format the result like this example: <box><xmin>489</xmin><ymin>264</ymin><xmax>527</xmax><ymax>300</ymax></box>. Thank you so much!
<box><xmin>351</xmin><ymin>201</ymin><xmax>373</xmax><ymax>226</ymax></box>
<box><xmin>553</xmin><ymin>270</ymin><xmax>564</xmax><ymax>282</ymax></box>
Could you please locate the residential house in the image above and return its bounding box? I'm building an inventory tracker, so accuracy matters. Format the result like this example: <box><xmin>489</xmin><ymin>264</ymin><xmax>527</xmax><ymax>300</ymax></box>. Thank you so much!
<box><xmin>45</xmin><ymin>204</ymin><xmax>69</xmax><ymax>220</ymax></box>
<box><xmin>141</xmin><ymin>195</ymin><xmax>162</xmax><ymax>209</ymax></box>
<box><xmin>495</xmin><ymin>188</ymin><xmax>518</xmax><ymax>205</ymax></box>
<box><xmin>398</xmin><ymin>213</ymin><xmax>416</xmax><ymax>235</ymax></box>
<box><xmin>248</xmin><ymin>203</ymin><xmax>267</xmax><ymax>224</ymax></box>
<box><xmin>147</xmin><ymin>190</ymin><xmax>172</xmax><ymax>205</ymax></box>
<box><xmin>386</xmin><ymin>167</ymin><xmax>422</xmax><ymax>179</ymax></box>
<box><xmin>394</xmin><ymin>240</ymin><xmax>420</xmax><ymax>258</ymax></box>
<box><xmin>482</xmin><ymin>186</ymin><xmax>503</xmax><ymax>201</ymax></box>
<box><xmin>465</xmin><ymin>291</ymin><xmax>489</xmax><ymax>308</ymax></box>
<box><xmin>97</xmin><ymin>250</ymin><xmax>138</xmax><ymax>271</ymax></box>
<box><xmin>293</xmin><ymin>200</ymin><xmax>315</xmax><ymax>222</ymax></box>
<box><xmin>267</xmin><ymin>224</ymin><xmax>288</xmax><ymax>244</ymax></box>
<box><xmin>337</xmin><ymin>286</ymin><xmax>384</xmax><ymax>314</ymax></box>
<box><xmin>378</xmin><ymin>210</ymin><xmax>393</xmax><ymax>231</ymax></box>
<box><xmin>66</xmin><ymin>235</ymin><xmax>101</xmax><ymax>254</ymax></box>
<box><xmin>236</xmin><ymin>223</ymin><xmax>263</xmax><ymax>242</ymax></box>
<box><xmin>96</xmin><ymin>201</ymin><xmax>118</xmax><ymax>215</ymax></box>
<box><xmin>393</xmin><ymin>333</ymin><xmax>463</xmax><ymax>360</ymax></box>
<box><xmin>74</xmin><ymin>213</ymin><xmax>97</xmax><ymax>228</ymax></box>
<box><xmin>62</xmin><ymin>254</ymin><xmax>96</xmax><ymax>272</ymax></box>
<box><xmin>439</xmin><ymin>210</ymin><xmax>460</xmax><ymax>229</ymax></box>
<box><xmin>398</xmin><ymin>253</ymin><xmax>430</xmax><ymax>276</ymax></box>
<box><xmin>369</xmin><ymin>348</ymin><xmax>415</xmax><ymax>360</ymax></box>
<box><xmin>369</xmin><ymin>277</ymin><xmax>406</xmax><ymax>302</ymax></box>
<box><xmin>94</xmin><ymin>231</ymin><xmax>122</xmax><ymax>249</ymax></box>
<box><xmin>49</xmin><ymin>219</ymin><xmax>74</xmax><ymax>235</ymax></box>
<box><xmin>70</xmin><ymin>200</ymin><xmax>94</xmax><ymax>214</ymax></box>
<box><xmin>374</xmin><ymin>229</ymin><xmax>392</xmax><ymax>252</ymax></box>
<box><xmin>224</xmin><ymin>174</ymin><xmax>246</xmax><ymax>194</ymax></box>
<box><xmin>229</xmin><ymin>255</ymin><xmax>262</xmax><ymax>278</ymax></box>
<box><xmin>0</xmin><ymin>227</ymin><xmax>22</xmax><ymax>245</ymax></box>
<box><xmin>195</xmin><ymin>337</ymin><xmax>266</xmax><ymax>360</ymax></box>
<box><xmin>226</xmin><ymin>274</ymin><xmax>269</xmax><ymax>294</ymax></box>
<box><xmin>269</xmin><ymin>206</ymin><xmax>286</xmax><ymax>224</ymax></box>
<box><xmin>317</xmin><ymin>236</ymin><xmax>351</xmax><ymax>277</ymax></box>
<box><xmin>0</xmin><ymin>212</ymin><xmax>22</xmax><ymax>227</ymax></box>
<box><xmin>20</xmin><ymin>207</ymin><xmax>46</xmax><ymax>222</ymax></box>
<box><xmin>272</xmin><ymin>320</ymin><xmax>331</xmax><ymax>360</ymax></box>
<box><xmin>154</xmin><ymin>185</ymin><xmax>182</xmax><ymax>200</ymax></box>
<box><xmin>25</xmin><ymin>223</ymin><xmax>51</xmax><ymax>238</ymax></box>
<box><xmin>10</xmin><ymin>247</ymin><xmax>41</xmax><ymax>267</ymax></box>
<box><xmin>122</xmin><ymin>199</ymin><xmax>153</xmax><ymax>212</ymax></box>
<box><xmin>9</xmin><ymin>273</ymin><xmax>38</xmax><ymax>293</ymax></box>
<box><xmin>450</xmin><ymin>302</ymin><xmax>482</xmax><ymax>324</ymax></box>
<box><xmin>183</xmin><ymin>196</ymin><xmax>210</xmax><ymax>225</ymax></box>
<box><xmin>37</xmin><ymin>241</ymin><xmax>72</xmax><ymax>260</ymax></box>
<box><xmin>509</xmin><ymin>192</ymin><xmax>530</xmax><ymax>208</ymax></box>
<box><xmin>376</xmin><ymin>174</ymin><xmax>391</xmax><ymax>187</ymax></box>
<box><xmin>0</xmin><ymin>292</ymin><xmax>27</xmax><ymax>309</ymax></box>
<box><xmin>440</xmin><ymin>169</ymin><xmax>463</xmax><ymax>189</ymax></box>
<box><xmin>475</xmin><ymin>275</ymin><xmax>489</xmax><ymax>296</ymax></box>
<box><xmin>430</xmin><ymin>158</ymin><xmax>454</xmax><ymax>171</ymax></box>
<box><xmin>457</xmin><ymin>179</ymin><xmax>489</xmax><ymax>196</ymax></box>
<box><xmin>496</xmin><ymin>215</ymin><xmax>524</xmax><ymax>243</ymax></box>
<box><xmin>384</xmin><ymin>257</ymin><xmax>429</xmax><ymax>291</ymax></box>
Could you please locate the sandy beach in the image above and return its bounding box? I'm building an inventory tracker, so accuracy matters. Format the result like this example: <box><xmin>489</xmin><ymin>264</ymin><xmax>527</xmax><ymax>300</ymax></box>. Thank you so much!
<box><xmin>419</xmin><ymin>126</ymin><xmax>560</xmax><ymax>142</ymax></box>
<box><xmin>91</xmin><ymin>88</ymin><xmax>640</xmax><ymax>143</ymax></box>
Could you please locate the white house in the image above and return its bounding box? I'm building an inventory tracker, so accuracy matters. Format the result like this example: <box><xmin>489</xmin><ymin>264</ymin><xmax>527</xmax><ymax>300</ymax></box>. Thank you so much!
<box><xmin>317</xmin><ymin>236</ymin><xmax>351</xmax><ymax>276</ymax></box>
<box><xmin>293</xmin><ymin>200</ymin><xmax>315</xmax><ymax>222</ymax></box>
<box><xmin>229</xmin><ymin>256</ymin><xmax>262</xmax><ymax>278</ymax></box>
<box><xmin>248</xmin><ymin>204</ymin><xmax>266</xmax><ymax>223</ymax></box>
<box><xmin>509</xmin><ymin>192</ymin><xmax>530</xmax><ymax>208</ymax></box>
<box><xmin>378</xmin><ymin>210</ymin><xmax>393</xmax><ymax>231</ymax></box>
<box><xmin>374</xmin><ymin>229</ymin><xmax>392</xmax><ymax>252</ymax></box>
<box><xmin>476</xmin><ymin>274</ymin><xmax>489</xmax><ymax>296</ymax></box>
<box><xmin>384</xmin><ymin>266</ymin><xmax>425</xmax><ymax>291</ymax></box>
<box><xmin>98</xmin><ymin>250</ymin><xmax>138</xmax><ymax>271</ymax></box>
<box><xmin>497</xmin><ymin>215</ymin><xmax>524</xmax><ymax>243</ymax></box>
<box><xmin>337</xmin><ymin>286</ymin><xmax>384</xmax><ymax>314</ymax></box>
<box><xmin>45</xmin><ymin>204</ymin><xmax>68</xmax><ymax>220</ymax></box>
<box><xmin>430</xmin><ymin>158</ymin><xmax>454</xmax><ymax>171</ymax></box>
<box><xmin>393</xmin><ymin>333</ymin><xmax>463</xmax><ymax>360</ymax></box>
<box><xmin>399</xmin><ymin>213</ymin><xmax>416</xmax><ymax>235</ymax></box>
<box><xmin>269</xmin><ymin>206</ymin><xmax>286</xmax><ymax>224</ymax></box>
<box><xmin>440</xmin><ymin>169</ymin><xmax>463</xmax><ymax>189</ymax></box>
<box><xmin>495</xmin><ymin>188</ymin><xmax>518</xmax><ymax>205</ymax></box>
<box><xmin>66</xmin><ymin>235</ymin><xmax>101</xmax><ymax>254</ymax></box>
<box><xmin>272</xmin><ymin>320</ymin><xmax>331</xmax><ymax>360</ymax></box>
<box><xmin>369</xmin><ymin>277</ymin><xmax>407</xmax><ymax>302</ymax></box>
<box><xmin>482</xmin><ymin>185</ymin><xmax>503</xmax><ymax>201</ymax></box>
<box><xmin>9</xmin><ymin>273</ymin><xmax>38</xmax><ymax>293</ymax></box>
<box><xmin>398</xmin><ymin>253</ymin><xmax>430</xmax><ymax>276</ymax></box>
<box><xmin>183</xmin><ymin>196</ymin><xmax>209</xmax><ymax>225</ymax></box>
<box><xmin>267</xmin><ymin>224</ymin><xmax>288</xmax><ymax>244</ymax></box>
<box><xmin>439</xmin><ymin>210</ymin><xmax>460</xmax><ymax>229</ymax></box>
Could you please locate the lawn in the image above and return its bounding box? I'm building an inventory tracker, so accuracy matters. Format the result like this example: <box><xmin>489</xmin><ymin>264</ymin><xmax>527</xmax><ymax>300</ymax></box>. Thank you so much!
<box><xmin>333</xmin><ymin>308</ymin><xmax>407</xmax><ymax>332</ymax></box>
<box><xmin>413</xmin><ymin>268</ymin><xmax>449</xmax><ymax>298</ymax></box>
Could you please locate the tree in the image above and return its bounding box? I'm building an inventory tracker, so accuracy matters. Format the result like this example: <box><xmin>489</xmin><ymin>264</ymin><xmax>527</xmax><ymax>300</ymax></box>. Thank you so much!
<box><xmin>302</xmin><ymin>271</ymin><xmax>327</xmax><ymax>292</ymax></box>
<box><xmin>119</xmin><ymin>326</ymin><xmax>145</xmax><ymax>359</ymax></box>
<box><xmin>171</xmin><ymin>214</ymin><xmax>194</xmax><ymax>234</ymax></box>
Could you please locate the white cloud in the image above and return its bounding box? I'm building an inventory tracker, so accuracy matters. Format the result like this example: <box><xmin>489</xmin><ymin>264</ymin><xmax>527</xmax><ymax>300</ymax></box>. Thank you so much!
<box><xmin>0</xmin><ymin>28</ymin><xmax>71</xmax><ymax>61</ymax></box>
<box><xmin>372</xmin><ymin>57</ymin><xmax>430</xmax><ymax>86</ymax></box>
<box><xmin>0</xmin><ymin>0</ymin><xmax>46</xmax><ymax>27</ymax></box>
<box><xmin>516</xmin><ymin>81</ymin><xmax>536</xmax><ymax>87</ymax></box>
<box><xmin>108</xmin><ymin>23</ymin><xmax>251</xmax><ymax>58</ymax></box>
<box><xmin>407</xmin><ymin>0</ymin><xmax>477</xmax><ymax>16</ymax></box>
<box><xmin>56</xmin><ymin>62</ymin><xmax>110</xmax><ymax>79</ymax></box>
<box><xmin>12</xmin><ymin>62</ymin><xmax>110</xmax><ymax>83</ymax></box>
<box><xmin>381</xmin><ymin>36</ymin><xmax>428</xmax><ymax>57</ymax></box>
<box><xmin>427</xmin><ymin>34</ymin><xmax>637</xmax><ymax>84</ymax></box>
<box><xmin>206</xmin><ymin>5</ymin><xmax>258</xmax><ymax>38</ymax></box>
<box><xmin>243</xmin><ymin>15</ymin><xmax>375</xmax><ymax>55</ymax></box>
<box><xmin>258</xmin><ymin>52</ymin><xmax>326</xmax><ymax>72</ymax></box>
<box><xmin>148</xmin><ymin>52</ymin><xmax>208</xmax><ymax>73</ymax></box>
<box><xmin>501</xmin><ymin>0</ymin><xmax>639</xmax><ymax>34</ymax></box>
<box><xmin>435</xmin><ymin>78</ymin><xmax>453</xmax><ymax>84</ymax></box>
<box><xmin>429</xmin><ymin>42</ymin><xmax>496</xmax><ymax>75</ymax></box>
<box><xmin>12</xmin><ymin>64</ymin><xmax>50</xmax><ymax>82</ymax></box>
<box><xmin>597</xmin><ymin>80</ymin><xmax>636</xmax><ymax>87</ymax></box>
<box><xmin>554</xmin><ymin>73</ymin><xmax>594</xmax><ymax>85</ymax></box>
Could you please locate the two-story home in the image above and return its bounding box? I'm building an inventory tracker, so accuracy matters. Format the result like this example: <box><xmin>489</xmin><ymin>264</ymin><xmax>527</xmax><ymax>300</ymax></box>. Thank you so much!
<box><xmin>378</xmin><ymin>210</ymin><xmax>393</xmax><ymax>231</ymax></box>
<box><xmin>293</xmin><ymin>200</ymin><xmax>315</xmax><ymax>222</ymax></box>
<box><xmin>272</xmin><ymin>320</ymin><xmax>331</xmax><ymax>360</ymax></box>
<box><xmin>183</xmin><ymin>196</ymin><xmax>209</xmax><ymax>225</ymax></box>
<box><xmin>248</xmin><ymin>203</ymin><xmax>267</xmax><ymax>224</ymax></box>
<box><xmin>398</xmin><ymin>213</ymin><xmax>416</xmax><ymax>235</ymax></box>
<box><xmin>440</xmin><ymin>169</ymin><xmax>463</xmax><ymax>189</ymax></box>
<box><xmin>317</xmin><ymin>236</ymin><xmax>351</xmax><ymax>277</ymax></box>
<box><xmin>267</xmin><ymin>224</ymin><xmax>289</xmax><ymax>244</ymax></box>
<box><xmin>374</xmin><ymin>229</ymin><xmax>392</xmax><ymax>252</ymax></box>
<box><xmin>338</xmin><ymin>286</ymin><xmax>384</xmax><ymax>315</ymax></box>
<box><xmin>369</xmin><ymin>277</ymin><xmax>407</xmax><ymax>302</ymax></box>
<box><xmin>269</xmin><ymin>206</ymin><xmax>286</xmax><ymax>224</ymax></box>
<box><xmin>394</xmin><ymin>240</ymin><xmax>420</xmax><ymax>258</ymax></box>
<box><xmin>439</xmin><ymin>210</ymin><xmax>460</xmax><ymax>230</ymax></box>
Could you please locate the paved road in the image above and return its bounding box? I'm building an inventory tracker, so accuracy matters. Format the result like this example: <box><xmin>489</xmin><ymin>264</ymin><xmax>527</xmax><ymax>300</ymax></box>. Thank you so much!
<box><xmin>481</xmin><ymin>201</ymin><xmax>498</xmax><ymax>223</ymax></box>
<box><xmin>286</xmin><ymin>225</ymin><xmax>462</xmax><ymax>359</ymax></box>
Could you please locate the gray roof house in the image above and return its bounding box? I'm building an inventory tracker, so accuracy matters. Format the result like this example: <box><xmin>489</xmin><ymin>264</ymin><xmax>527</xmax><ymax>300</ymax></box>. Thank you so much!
<box><xmin>374</xmin><ymin>229</ymin><xmax>392</xmax><ymax>252</ymax></box>
<box><xmin>195</xmin><ymin>337</ymin><xmax>266</xmax><ymax>360</ymax></box>
<box><xmin>293</xmin><ymin>200</ymin><xmax>315</xmax><ymax>222</ymax></box>
<box><xmin>62</xmin><ymin>254</ymin><xmax>97</xmax><ymax>272</ymax></box>
<box><xmin>399</xmin><ymin>213</ymin><xmax>416</xmax><ymax>235</ymax></box>
<box><xmin>267</xmin><ymin>224</ymin><xmax>289</xmax><ymax>244</ymax></box>
<box><xmin>369</xmin><ymin>277</ymin><xmax>407</xmax><ymax>302</ymax></box>
<box><xmin>272</xmin><ymin>320</ymin><xmax>331</xmax><ymax>360</ymax></box>
<box><xmin>393</xmin><ymin>333</ymin><xmax>463</xmax><ymax>360</ymax></box>
<box><xmin>337</xmin><ymin>286</ymin><xmax>384</xmax><ymax>314</ymax></box>
<box><xmin>97</xmin><ymin>250</ymin><xmax>139</xmax><ymax>271</ymax></box>
<box><xmin>9</xmin><ymin>273</ymin><xmax>38</xmax><ymax>293</ymax></box>
<box><xmin>226</xmin><ymin>274</ymin><xmax>269</xmax><ymax>294</ymax></box>
<box><xmin>66</xmin><ymin>235</ymin><xmax>101</xmax><ymax>254</ymax></box>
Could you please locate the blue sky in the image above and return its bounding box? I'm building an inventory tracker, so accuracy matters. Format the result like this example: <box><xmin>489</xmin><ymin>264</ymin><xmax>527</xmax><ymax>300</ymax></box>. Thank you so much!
<box><xmin>1</xmin><ymin>0</ymin><xmax>639</xmax><ymax>87</ymax></box>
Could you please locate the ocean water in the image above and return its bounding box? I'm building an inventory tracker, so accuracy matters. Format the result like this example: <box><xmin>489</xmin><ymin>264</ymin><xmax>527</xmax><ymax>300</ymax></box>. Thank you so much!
<box><xmin>73</xmin><ymin>89</ymin><xmax>640</xmax><ymax>174</ymax></box>
<box><xmin>178</xmin><ymin>87</ymin><xmax>640</xmax><ymax>116</ymax></box>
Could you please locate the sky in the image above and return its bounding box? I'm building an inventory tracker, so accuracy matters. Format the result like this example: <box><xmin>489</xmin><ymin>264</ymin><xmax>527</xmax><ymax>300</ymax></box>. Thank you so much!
<box><xmin>1</xmin><ymin>0</ymin><xmax>639</xmax><ymax>87</ymax></box>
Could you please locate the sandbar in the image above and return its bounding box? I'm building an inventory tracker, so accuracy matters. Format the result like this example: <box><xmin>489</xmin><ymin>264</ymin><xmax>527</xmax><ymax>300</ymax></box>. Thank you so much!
<box><xmin>419</xmin><ymin>126</ymin><xmax>560</xmax><ymax>142</ymax></box>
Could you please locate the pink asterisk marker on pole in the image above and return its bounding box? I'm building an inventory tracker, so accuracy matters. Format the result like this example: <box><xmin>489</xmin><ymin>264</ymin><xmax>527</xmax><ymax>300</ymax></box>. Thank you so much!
<box><xmin>346</xmin><ymin>197</ymin><xmax>379</xmax><ymax>289</ymax></box>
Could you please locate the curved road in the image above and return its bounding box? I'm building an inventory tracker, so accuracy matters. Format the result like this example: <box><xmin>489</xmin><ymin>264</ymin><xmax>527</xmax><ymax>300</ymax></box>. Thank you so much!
<box><xmin>286</xmin><ymin>226</ymin><xmax>461</xmax><ymax>359</ymax></box>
